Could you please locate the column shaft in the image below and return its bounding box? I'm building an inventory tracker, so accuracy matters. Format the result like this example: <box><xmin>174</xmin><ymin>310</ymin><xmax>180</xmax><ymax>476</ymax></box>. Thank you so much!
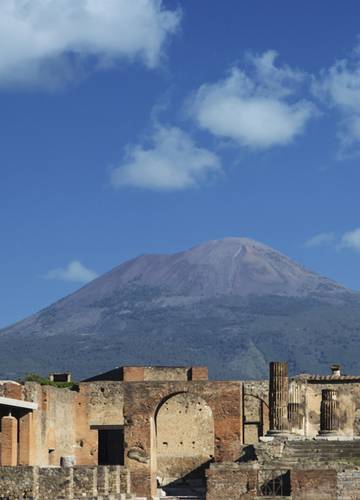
<box><xmin>319</xmin><ymin>389</ymin><xmax>339</xmax><ymax>435</ymax></box>
<box><xmin>269</xmin><ymin>361</ymin><xmax>289</xmax><ymax>433</ymax></box>
<box><xmin>1</xmin><ymin>415</ymin><xmax>18</xmax><ymax>466</ymax></box>
<box><xmin>19</xmin><ymin>411</ymin><xmax>34</xmax><ymax>465</ymax></box>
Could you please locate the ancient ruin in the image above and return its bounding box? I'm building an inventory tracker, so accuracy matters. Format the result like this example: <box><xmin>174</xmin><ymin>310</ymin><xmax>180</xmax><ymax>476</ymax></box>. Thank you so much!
<box><xmin>1</xmin><ymin>362</ymin><xmax>360</xmax><ymax>499</ymax></box>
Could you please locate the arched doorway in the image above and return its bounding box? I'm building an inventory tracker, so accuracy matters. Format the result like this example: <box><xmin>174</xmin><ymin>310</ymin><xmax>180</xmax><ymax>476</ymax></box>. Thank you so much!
<box><xmin>243</xmin><ymin>393</ymin><xmax>269</xmax><ymax>444</ymax></box>
<box><xmin>155</xmin><ymin>392</ymin><xmax>214</xmax><ymax>495</ymax></box>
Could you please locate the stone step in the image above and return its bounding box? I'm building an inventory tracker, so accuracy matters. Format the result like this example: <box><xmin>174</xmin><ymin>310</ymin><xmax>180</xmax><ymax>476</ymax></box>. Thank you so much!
<box><xmin>163</xmin><ymin>497</ymin><xmax>203</xmax><ymax>499</ymax></box>
<box><xmin>286</xmin><ymin>442</ymin><xmax>360</xmax><ymax>448</ymax></box>
<box><xmin>156</xmin><ymin>497</ymin><xmax>203</xmax><ymax>500</ymax></box>
<box><xmin>287</xmin><ymin>450</ymin><xmax>360</xmax><ymax>456</ymax></box>
<box><xmin>281</xmin><ymin>442</ymin><xmax>360</xmax><ymax>462</ymax></box>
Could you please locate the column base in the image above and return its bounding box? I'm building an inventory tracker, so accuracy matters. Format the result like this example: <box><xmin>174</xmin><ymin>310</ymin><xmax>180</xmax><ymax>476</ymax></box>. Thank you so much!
<box><xmin>318</xmin><ymin>430</ymin><xmax>338</xmax><ymax>436</ymax></box>
<box><xmin>316</xmin><ymin>430</ymin><xmax>341</xmax><ymax>440</ymax></box>
<box><xmin>263</xmin><ymin>430</ymin><xmax>293</xmax><ymax>441</ymax></box>
<box><xmin>267</xmin><ymin>429</ymin><xmax>292</xmax><ymax>436</ymax></box>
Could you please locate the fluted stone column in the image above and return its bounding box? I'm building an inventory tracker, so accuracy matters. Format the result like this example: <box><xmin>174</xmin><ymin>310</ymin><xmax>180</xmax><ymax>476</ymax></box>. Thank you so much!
<box><xmin>288</xmin><ymin>382</ymin><xmax>302</xmax><ymax>431</ymax></box>
<box><xmin>319</xmin><ymin>389</ymin><xmax>339</xmax><ymax>435</ymax></box>
<box><xmin>268</xmin><ymin>361</ymin><xmax>289</xmax><ymax>434</ymax></box>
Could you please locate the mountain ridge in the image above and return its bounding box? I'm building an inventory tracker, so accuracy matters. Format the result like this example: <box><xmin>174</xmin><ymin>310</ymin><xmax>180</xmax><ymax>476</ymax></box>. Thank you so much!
<box><xmin>1</xmin><ymin>237</ymin><xmax>359</xmax><ymax>380</ymax></box>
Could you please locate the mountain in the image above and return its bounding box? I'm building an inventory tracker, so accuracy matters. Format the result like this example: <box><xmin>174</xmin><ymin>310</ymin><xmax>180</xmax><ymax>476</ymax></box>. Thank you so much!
<box><xmin>1</xmin><ymin>237</ymin><xmax>360</xmax><ymax>380</ymax></box>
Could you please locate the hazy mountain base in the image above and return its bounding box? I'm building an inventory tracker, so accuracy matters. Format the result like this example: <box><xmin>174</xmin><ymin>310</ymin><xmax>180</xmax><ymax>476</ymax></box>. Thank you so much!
<box><xmin>1</xmin><ymin>286</ymin><xmax>360</xmax><ymax>381</ymax></box>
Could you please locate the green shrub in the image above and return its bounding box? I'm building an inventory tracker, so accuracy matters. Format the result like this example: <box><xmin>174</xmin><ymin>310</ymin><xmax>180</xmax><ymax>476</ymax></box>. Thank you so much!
<box><xmin>25</xmin><ymin>373</ymin><xmax>78</xmax><ymax>390</ymax></box>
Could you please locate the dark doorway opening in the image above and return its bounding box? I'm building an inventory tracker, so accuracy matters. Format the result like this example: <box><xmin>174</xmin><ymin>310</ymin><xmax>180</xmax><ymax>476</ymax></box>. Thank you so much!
<box><xmin>98</xmin><ymin>428</ymin><xmax>124</xmax><ymax>465</ymax></box>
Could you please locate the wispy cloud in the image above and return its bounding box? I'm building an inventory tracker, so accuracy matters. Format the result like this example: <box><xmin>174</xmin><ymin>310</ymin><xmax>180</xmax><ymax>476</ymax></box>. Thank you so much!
<box><xmin>189</xmin><ymin>50</ymin><xmax>316</xmax><ymax>149</ymax></box>
<box><xmin>0</xmin><ymin>0</ymin><xmax>181</xmax><ymax>87</ymax></box>
<box><xmin>45</xmin><ymin>261</ymin><xmax>98</xmax><ymax>284</ymax></box>
<box><xmin>312</xmin><ymin>43</ymin><xmax>360</xmax><ymax>152</ymax></box>
<box><xmin>339</xmin><ymin>228</ymin><xmax>360</xmax><ymax>252</ymax></box>
<box><xmin>304</xmin><ymin>232</ymin><xmax>336</xmax><ymax>248</ymax></box>
<box><xmin>111</xmin><ymin>125</ymin><xmax>221</xmax><ymax>190</ymax></box>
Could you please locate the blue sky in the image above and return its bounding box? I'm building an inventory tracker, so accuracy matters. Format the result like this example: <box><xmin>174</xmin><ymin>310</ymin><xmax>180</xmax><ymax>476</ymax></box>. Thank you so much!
<box><xmin>1</xmin><ymin>0</ymin><xmax>360</xmax><ymax>328</ymax></box>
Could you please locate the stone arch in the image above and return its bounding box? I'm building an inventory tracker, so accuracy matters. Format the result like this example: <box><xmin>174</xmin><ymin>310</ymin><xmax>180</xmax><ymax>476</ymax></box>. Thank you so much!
<box><xmin>243</xmin><ymin>393</ymin><xmax>269</xmax><ymax>443</ymax></box>
<box><xmin>154</xmin><ymin>391</ymin><xmax>214</xmax><ymax>487</ymax></box>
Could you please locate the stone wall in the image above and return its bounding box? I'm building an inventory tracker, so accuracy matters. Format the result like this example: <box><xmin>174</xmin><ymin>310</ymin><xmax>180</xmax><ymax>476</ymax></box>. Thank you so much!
<box><xmin>0</xmin><ymin>465</ymin><xmax>130</xmax><ymax>499</ymax></box>
<box><xmin>337</xmin><ymin>470</ymin><xmax>360</xmax><ymax>499</ymax></box>
<box><xmin>0</xmin><ymin>381</ymin><xmax>23</xmax><ymax>400</ymax></box>
<box><xmin>206</xmin><ymin>463</ymin><xmax>258</xmax><ymax>499</ymax></box>
<box><xmin>75</xmin><ymin>381</ymin><xmax>125</xmax><ymax>465</ymax></box>
<box><xmin>294</xmin><ymin>377</ymin><xmax>360</xmax><ymax>438</ymax></box>
<box><xmin>85</xmin><ymin>365</ymin><xmax>208</xmax><ymax>382</ymax></box>
<box><xmin>156</xmin><ymin>392</ymin><xmax>214</xmax><ymax>485</ymax></box>
<box><xmin>124</xmin><ymin>380</ymin><xmax>242</xmax><ymax>497</ymax></box>
<box><xmin>243</xmin><ymin>380</ymin><xmax>269</xmax><ymax>444</ymax></box>
<box><xmin>206</xmin><ymin>464</ymin><xmax>342</xmax><ymax>500</ymax></box>
<box><xmin>24</xmin><ymin>382</ymin><xmax>77</xmax><ymax>466</ymax></box>
<box><xmin>291</xmin><ymin>469</ymin><xmax>337</xmax><ymax>500</ymax></box>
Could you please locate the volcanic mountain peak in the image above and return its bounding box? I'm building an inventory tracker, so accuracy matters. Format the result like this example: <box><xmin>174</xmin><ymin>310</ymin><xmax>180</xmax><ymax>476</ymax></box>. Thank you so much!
<box><xmin>0</xmin><ymin>236</ymin><xmax>356</xmax><ymax>381</ymax></box>
<box><xmin>72</xmin><ymin>236</ymin><xmax>346</xmax><ymax>301</ymax></box>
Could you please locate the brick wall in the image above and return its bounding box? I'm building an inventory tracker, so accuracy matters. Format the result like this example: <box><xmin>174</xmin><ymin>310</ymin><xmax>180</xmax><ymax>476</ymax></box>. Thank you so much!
<box><xmin>206</xmin><ymin>464</ymin><xmax>341</xmax><ymax>500</ymax></box>
<box><xmin>124</xmin><ymin>380</ymin><xmax>242</xmax><ymax>497</ymax></box>
<box><xmin>190</xmin><ymin>366</ymin><xmax>209</xmax><ymax>380</ymax></box>
<box><xmin>123</xmin><ymin>366</ymin><xmax>145</xmax><ymax>381</ymax></box>
<box><xmin>291</xmin><ymin>469</ymin><xmax>337</xmax><ymax>500</ymax></box>
<box><xmin>206</xmin><ymin>463</ymin><xmax>258</xmax><ymax>499</ymax></box>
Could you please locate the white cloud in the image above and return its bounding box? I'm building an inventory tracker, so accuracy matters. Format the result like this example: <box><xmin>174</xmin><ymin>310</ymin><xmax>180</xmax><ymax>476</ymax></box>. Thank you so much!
<box><xmin>190</xmin><ymin>51</ymin><xmax>316</xmax><ymax>149</ymax></box>
<box><xmin>304</xmin><ymin>232</ymin><xmax>336</xmax><ymax>248</ymax></box>
<box><xmin>339</xmin><ymin>228</ymin><xmax>360</xmax><ymax>253</ymax></box>
<box><xmin>111</xmin><ymin>126</ymin><xmax>221</xmax><ymax>190</ymax></box>
<box><xmin>0</xmin><ymin>0</ymin><xmax>180</xmax><ymax>86</ymax></box>
<box><xmin>45</xmin><ymin>260</ymin><xmax>98</xmax><ymax>284</ymax></box>
<box><xmin>313</xmin><ymin>46</ymin><xmax>360</xmax><ymax>148</ymax></box>
<box><xmin>313</xmin><ymin>55</ymin><xmax>360</xmax><ymax>113</ymax></box>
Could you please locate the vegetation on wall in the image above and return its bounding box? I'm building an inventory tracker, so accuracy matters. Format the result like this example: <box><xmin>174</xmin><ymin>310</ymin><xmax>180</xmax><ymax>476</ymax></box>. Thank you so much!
<box><xmin>24</xmin><ymin>373</ymin><xmax>78</xmax><ymax>390</ymax></box>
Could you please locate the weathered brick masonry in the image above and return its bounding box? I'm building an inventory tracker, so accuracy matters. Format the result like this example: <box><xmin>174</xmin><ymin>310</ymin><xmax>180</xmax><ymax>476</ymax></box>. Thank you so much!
<box><xmin>123</xmin><ymin>379</ymin><xmax>242</xmax><ymax>496</ymax></box>
<box><xmin>1</xmin><ymin>363</ymin><xmax>360</xmax><ymax>498</ymax></box>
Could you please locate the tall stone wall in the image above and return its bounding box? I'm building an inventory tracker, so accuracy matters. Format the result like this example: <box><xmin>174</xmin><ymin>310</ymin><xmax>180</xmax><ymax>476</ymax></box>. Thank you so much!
<box><xmin>156</xmin><ymin>392</ymin><xmax>214</xmax><ymax>485</ymax></box>
<box><xmin>75</xmin><ymin>381</ymin><xmax>125</xmax><ymax>465</ymax></box>
<box><xmin>242</xmin><ymin>380</ymin><xmax>269</xmax><ymax>444</ymax></box>
<box><xmin>124</xmin><ymin>380</ymin><xmax>242</xmax><ymax>497</ymax></box>
<box><xmin>23</xmin><ymin>383</ymin><xmax>77</xmax><ymax>467</ymax></box>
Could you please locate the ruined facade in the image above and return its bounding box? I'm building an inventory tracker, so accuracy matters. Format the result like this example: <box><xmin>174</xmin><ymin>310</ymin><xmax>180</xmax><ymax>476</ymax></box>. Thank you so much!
<box><xmin>1</xmin><ymin>363</ymin><xmax>360</xmax><ymax>498</ymax></box>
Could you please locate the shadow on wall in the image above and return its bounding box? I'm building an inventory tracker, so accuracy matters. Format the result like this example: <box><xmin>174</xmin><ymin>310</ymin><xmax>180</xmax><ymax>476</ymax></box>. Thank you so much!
<box><xmin>161</xmin><ymin>459</ymin><xmax>213</xmax><ymax>497</ymax></box>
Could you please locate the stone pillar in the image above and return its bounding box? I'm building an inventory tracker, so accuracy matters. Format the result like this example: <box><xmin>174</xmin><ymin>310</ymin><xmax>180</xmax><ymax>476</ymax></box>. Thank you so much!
<box><xmin>288</xmin><ymin>382</ymin><xmax>302</xmax><ymax>432</ymax></box>
<box><xmin>319</xmin><ymin>389</ymin><xmax>339</xmax><ymax>435</ymax></box>
<box><xmin>19</xmin><ymin>412</ymin><xmax>34</xmax><ymax>465</ymax></box>
<box><xmin>268</xmin><ymin>361</ymin><xmax>289</xmax><ymax>434</ymax></box>
<box><xmin>1</xmin><ymin>415</ymin><xmax>18</xmax><ymax>465</ymax></box>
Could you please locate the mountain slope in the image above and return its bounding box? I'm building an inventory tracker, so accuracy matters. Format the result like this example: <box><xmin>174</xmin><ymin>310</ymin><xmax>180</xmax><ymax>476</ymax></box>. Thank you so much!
<box><xmin>0</xmin><ymin>237</ymin><xmax>359</xmax><ymax>380</ymax></box>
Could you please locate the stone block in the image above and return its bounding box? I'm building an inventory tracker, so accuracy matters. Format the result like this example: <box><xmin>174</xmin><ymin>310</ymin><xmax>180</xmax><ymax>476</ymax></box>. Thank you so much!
<box><xmin>0</xmin><ymin>466</ymin><xmax>34</xmax><ymax>498</ymax></box>
<box><xmin>123</xmin><ymin>367</ymin><xmax>145</xmax><ymax>381</ymax></box>
<box><xmin>38</xmin><ymin>467</ymin><xmax>71</xmax><ymax>499</ymax></box>
<box><xmin>73</xmin><ymin>466</ymin><xmax>97</xmax><ymax>497</ymax></box>
<box><xmin>190</xmin><ymin>367</ymin><xmax>209</xmax><ymax>380</ymax></box>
